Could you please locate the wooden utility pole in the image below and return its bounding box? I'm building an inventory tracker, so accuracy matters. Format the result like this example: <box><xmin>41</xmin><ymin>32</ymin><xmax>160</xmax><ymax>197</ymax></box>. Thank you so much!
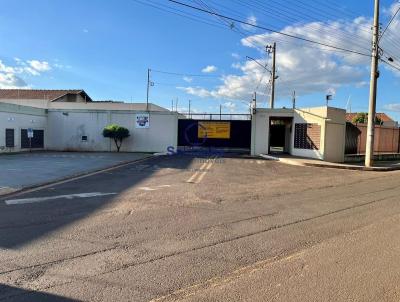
<box><xmin>365</xmin><ymin>0</ymin><xmax>380</xmax><ymax>167</ymax></box>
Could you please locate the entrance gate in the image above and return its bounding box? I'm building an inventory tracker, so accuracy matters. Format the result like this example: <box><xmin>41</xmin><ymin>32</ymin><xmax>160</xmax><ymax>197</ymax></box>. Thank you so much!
<box><xmin>178</xmin><ymin>115</ymin><xmax>251</xmax><ymax>150</ymax></box>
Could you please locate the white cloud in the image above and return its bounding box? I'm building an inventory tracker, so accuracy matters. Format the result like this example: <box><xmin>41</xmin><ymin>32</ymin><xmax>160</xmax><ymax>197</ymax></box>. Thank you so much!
<box><xmin>0</xmin><ymin>59</ymin><xmax>53</xmax><ymax>88</ymax></box>
<box><xmin>223</xmin><ymin>101</ymin><xmax>236</xmax><ymax>109</ymax></box>
<box><xmin>241</xmin><ymin>15</ymin><xmax>257</xmax><ymax>31</ymax></box>
<box><xmin>28</xmin><ymin>60</ymin><xmax>51</xmax><ymax>72</ymax></box>
<box><xmin>231</xmin><ymin>53</ymin><xmax>240</xmax><ymax>59</ymax></box>
<box><xmin>83</xmin><ymin>29</ymin><xmax>89</xmax><ymax>33</ymax></box>
<box><xmin>0</xmin><ymin>73</ymin><xmax>28</xmax><ymax>89</ymax></box>
<box><xmin>177</xmin><ymin>86</ymin><xmax>212</xmax><ymax>98</ymax></box>
<box><xmin>182</xmin><ymin>17</ymin><xmax>374</xmax><ymax>101</ymax></box>
<box><xmin>383</xmin><ymin>104</ymin><xmax>400</xmax><ymax>112</ymax></box>
<box><xmin>202</xmin><ymin>65</ymin><xmax>218</xmax><ymax>73</ymax></box>
<box><xmin>183</xmin><ymin>76</ymin><xmax>193</xmax><ymax>83</ymax></box>
<box><xmin>231</xmin><ymin>62</ymin><xmax>242</xmax><ymax>69</ymax></box>
<box><xmin>326</xmin><ymin>87</ymin><xmax>336</xmax><ymax>96</ymax></box>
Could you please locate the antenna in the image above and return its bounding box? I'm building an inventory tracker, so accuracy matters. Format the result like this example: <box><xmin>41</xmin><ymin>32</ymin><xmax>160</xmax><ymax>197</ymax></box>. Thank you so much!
<box><xmin>346</xmin><ymin>95</ymin><xmax>352</xmax><ymax>113</ymax></box>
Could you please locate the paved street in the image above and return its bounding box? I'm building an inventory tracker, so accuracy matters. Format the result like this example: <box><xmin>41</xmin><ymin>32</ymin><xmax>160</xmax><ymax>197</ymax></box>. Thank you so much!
<box><xmin>0</xmin><ymin>152</ymin><xmax>151</xmax><ymax>195</ymax></box>
<box><xmin>1</xmin><ymin>153</ymin><xmax>400</xmax><ymax>301</ymax></box>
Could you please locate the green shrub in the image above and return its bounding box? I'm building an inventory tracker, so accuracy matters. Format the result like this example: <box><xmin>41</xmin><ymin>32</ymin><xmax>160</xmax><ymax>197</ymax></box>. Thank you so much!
<box><xmin>103</xmin><ymin>124</ymin><xmax>130</xmax><ymax>152</ymax></box>
<box><xmin>352</xmin><ymin>113</ymin><xmax>383</xmax><ymax>125</ymax></box>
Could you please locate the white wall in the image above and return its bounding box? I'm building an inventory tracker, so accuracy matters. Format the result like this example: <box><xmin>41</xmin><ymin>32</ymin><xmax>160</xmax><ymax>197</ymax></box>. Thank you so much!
<box><xmin>324</xmin><ymin>107</ymin><xmax>346</xmax><ymax>162</ymax></box>
<box><xmin>47</xmin><ymin>110</ymin><xmax>178</xmax><ymax>153</ymax></box>
<box><xmin>0</xmin><ymin>103</ymin><xmax>47</xmax><ymax>153</ymax></box>
<box><xmin>251</xmin><ymin>109</ymin><xmax>294</xmax><ymax>156</ymax></box>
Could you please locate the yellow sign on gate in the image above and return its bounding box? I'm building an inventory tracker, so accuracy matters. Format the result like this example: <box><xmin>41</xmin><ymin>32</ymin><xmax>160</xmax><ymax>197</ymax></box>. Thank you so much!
<box><xmin>198</xmin><ymin>122</ymin><xmax>231</xmax><ymax>139</ymax></box>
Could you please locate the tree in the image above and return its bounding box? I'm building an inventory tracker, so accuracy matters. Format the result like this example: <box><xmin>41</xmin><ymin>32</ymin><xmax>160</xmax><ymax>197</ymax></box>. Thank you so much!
<box><xmin>352</xmin><ymin>112</ymin><xmax>383</xmax><ymax>125</ymax></box>
<box><xmin>102</xmin><ymin>124</ymin><xmax>130</xmax><ymax>152</ymax></box>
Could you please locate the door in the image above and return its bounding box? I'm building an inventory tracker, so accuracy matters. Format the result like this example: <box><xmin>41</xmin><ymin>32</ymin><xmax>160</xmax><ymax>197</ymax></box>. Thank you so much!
<box><xmin>21</xmin><ymin>129</ymin><xmax>44</xmax><ymax>149</ymax></box>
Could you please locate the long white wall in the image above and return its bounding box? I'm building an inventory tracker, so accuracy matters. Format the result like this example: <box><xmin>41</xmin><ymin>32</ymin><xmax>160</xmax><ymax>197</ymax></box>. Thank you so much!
<box><xmin>0</xmin><ymin>103</ymin><xmax>48</xmax><ymax>153</ymax></box>
<box><xmin>47</xmin><ymin>110</ymin><xmax>178</xmax><ymax>153</ymax></box>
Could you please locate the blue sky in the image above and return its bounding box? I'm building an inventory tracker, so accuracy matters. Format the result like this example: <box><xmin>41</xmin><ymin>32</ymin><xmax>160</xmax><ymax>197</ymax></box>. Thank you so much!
<box><xmin>1</xmin><ymin>0</ymin><xmax>400</xmax><ymax>120</ymax></box>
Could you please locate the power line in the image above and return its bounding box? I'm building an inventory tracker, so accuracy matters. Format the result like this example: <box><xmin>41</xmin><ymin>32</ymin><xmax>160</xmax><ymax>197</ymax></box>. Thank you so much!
<box><xmin>132</xmin><ymin>0</ymin><xmax>230</xmax><ymax>31</ymax></box>
<box><xmin>236</xmin><ymin>0</ymin><xmax>373</xmax><ymax>45</ymax></box>
<box><xmin>152</xmin><ymin>69</ymin><xmax>222</xmax><ymax>78</ymax></box>
<box><xmin>194</xmin><ymin>0</ymin><xmax>265</xmax><ymax>51</ymax></box>
<box><xmin>381</xmin><ymin>57</ymin><xmax>400</xmax><ymax>72</ymax></box>
<box><xmin>204</xmin><ymin>0</ymin><xmax>372</xmax><ymax>53</ymax></box>
<box><xmin>380</xmin><ymin>4</ymin><xmax>400</xmax><ymax>41</ymax></box>
<box><xmin>167</xmin><ymin>0</ymin><xmax>372</xmax><ymax>57</ymax></box>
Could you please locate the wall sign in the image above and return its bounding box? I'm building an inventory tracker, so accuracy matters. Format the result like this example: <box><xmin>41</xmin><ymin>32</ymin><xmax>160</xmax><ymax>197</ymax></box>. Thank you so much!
<box><xmin>135</xmin><ymin>113</ymin><xmax>150</xmax><ymax>129</ymax></box>
<box><xmin>27</xmin><ymin>128</ymin><xmax>34</xmax><ymax>138</ymax></box>
<box><xmin>198</xmin><ymin>122</ymin><xmax>231</xmax><ymax>139</ymax></box>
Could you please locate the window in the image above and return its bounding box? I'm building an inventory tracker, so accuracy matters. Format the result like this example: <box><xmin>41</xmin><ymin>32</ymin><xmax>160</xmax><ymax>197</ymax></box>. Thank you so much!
<box><xmin>81</xmin><ymin>136</ymin><xmax>88</xmax><ymax>142</ymax></box>
<box><xmin>294</xmin><ymin>123</ymin><xmax>321</xmax><ymax>150</ymax></box>
<box><xmin>5</xmin><ymin>129</ymin><xmax>15</xmax><ymax>148</ymax></box>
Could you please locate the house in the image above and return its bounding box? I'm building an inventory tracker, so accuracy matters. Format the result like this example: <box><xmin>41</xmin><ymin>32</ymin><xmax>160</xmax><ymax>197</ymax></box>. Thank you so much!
<box><xmin>346</xmin><ymin>112</ymin><xmax>398</xmax><ymax>128</ymax></box>
<box><xmin>0</xmin><ymin>89</ymin><xmax>169</xmax><ymax>112</ymax></box>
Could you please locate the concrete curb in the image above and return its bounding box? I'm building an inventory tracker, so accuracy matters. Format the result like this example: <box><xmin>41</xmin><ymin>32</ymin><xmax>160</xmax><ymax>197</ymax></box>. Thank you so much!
<box><xmin>0</xmin><ymin>154</ymin><xmax>158</xmax><ymax>200</ymax></box>
<box><xmin>259</xmin><ymin>154</ymin><xmax>400</xmax><ymax>172</ymax></box>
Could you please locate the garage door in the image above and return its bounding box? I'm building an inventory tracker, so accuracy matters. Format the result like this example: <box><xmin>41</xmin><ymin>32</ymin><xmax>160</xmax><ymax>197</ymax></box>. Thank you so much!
<box><xmin>21</xmin><ymin>129</ymin><xmax>44</xmax><ymax>149</ymax></box>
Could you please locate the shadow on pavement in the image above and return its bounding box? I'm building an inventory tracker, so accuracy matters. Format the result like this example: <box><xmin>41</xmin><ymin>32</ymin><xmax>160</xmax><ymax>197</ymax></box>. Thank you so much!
<box><xmin>0</xmin><ymin>284</ymin><xmax>80</xmax><ymax>302</ymax></box>
<box><xmin>0</xmin><ymin>154</ymin><xmax>197</xmax><ymax>249</ymax></box>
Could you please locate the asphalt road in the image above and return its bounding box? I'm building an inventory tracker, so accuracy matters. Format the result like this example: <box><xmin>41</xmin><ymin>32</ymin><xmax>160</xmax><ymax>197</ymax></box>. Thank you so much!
<box><xmin>1</xmin><ymin>153</ymin><xmax>400</xmax><ymax>301</ymax></box>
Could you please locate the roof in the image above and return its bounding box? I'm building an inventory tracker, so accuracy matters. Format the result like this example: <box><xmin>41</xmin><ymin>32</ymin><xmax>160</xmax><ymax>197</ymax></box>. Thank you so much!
<box><xmin>346</xmin><ymin>112</ymin><xmax>394</xmax><ymax>123</ymax></box>
<box><xmin>0</xmin><ymin>89</ymin><xmax>93</xmax><ymax>102</ymax></box>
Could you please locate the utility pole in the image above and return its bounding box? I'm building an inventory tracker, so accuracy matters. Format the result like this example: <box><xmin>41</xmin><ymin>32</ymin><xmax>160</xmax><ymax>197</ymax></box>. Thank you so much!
<box><xmin>171</xmin><ymin>99</ymin><xmax>174</xmax><ymax>111</ymax></box>
<box><xmin>188</xmin><ymin>100</ymin><xmax>191</xmax><ymax>118</ymax></box>
<box><xmin>175</xmin><ymin>98</ymin><xmax>179</xmax><ymax>112</ymax></box>
<box><xmin>365</xmin><ymin>0</ymin><xmax>380</xmax><ymax>167</ymax></box>
<box><xmin>267</xmin><ymin>42</ymin><xmax>277</xmax><ymax>109</ymax></box>
<box><xmin>146</xmin><ymin>68</ymin><xmax>151</xmax><ymax>111</ymax></box>
<box><xmin>292</xmin><ymin>90</ymin><xmax>296</xmax><ymax>109</ymax></box>
<box><xmin>220</xmin><ymin>104</ymin><xmax>222</xmax><ymax>120</ymax></box>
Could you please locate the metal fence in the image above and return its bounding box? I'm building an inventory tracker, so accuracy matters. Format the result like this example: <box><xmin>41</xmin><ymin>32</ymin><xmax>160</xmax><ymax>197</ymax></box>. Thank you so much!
<box><xmin>345</xmin><ymin>122</ymin><xmax>400</xmax><ymax>154</ymax></box>
<box><xmin>179</xmin><ymin>113</ymin><xmax>252</xmax><ymax>121</ymax></box>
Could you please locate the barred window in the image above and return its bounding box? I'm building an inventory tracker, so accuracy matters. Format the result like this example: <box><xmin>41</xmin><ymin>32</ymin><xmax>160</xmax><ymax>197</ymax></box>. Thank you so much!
<box><xmin>294</xmin><ymin>123</ymin><xmax>321</xmax><ymax>150</ymax></box>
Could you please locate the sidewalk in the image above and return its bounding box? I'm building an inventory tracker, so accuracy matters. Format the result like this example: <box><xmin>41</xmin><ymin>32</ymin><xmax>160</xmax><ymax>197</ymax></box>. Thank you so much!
<box><xmin>0</xmin><ymin>152</ymin><xmax>154</xmax><ymax>196</ymax></box>
<box><xmin>260</xmin><ymin>154</ymin><xmax>400</xmax><ymax>171</ymax></box>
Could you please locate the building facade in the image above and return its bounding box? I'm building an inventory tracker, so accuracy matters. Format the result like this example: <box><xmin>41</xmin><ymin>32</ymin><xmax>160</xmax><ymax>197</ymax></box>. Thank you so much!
<box><xmin>0</xmin><ymin>90</ymin><xmax>178</xmax><ymax>154</ymax></box>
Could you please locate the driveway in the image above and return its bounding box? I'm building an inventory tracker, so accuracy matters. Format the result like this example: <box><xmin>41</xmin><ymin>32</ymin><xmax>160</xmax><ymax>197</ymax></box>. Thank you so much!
<box><xmin>0</xmin><ymin>152</ymin><xmax>152</xmax><ymax>195</ymax></box>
